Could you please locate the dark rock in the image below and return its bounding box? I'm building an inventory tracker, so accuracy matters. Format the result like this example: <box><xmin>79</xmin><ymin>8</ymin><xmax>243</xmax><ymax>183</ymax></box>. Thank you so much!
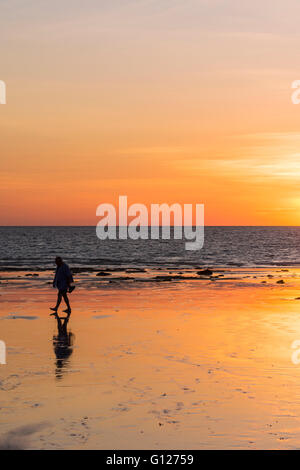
<box><xmin>154</xmin><ymin>275</ymin><xmax>175</xmax><ymax>281</ymax></box>
<box><xmin>96</xmin><ymin>271</ymin><xmax>112</xmax><ymax>276</ymax></box>
<box><xmin>277</xmin><ymin>279</ymin><xmax>285</xmax><ymax>284</ymax></box>
<box><xmin>196</xmin><ymin>269</ymin><xmax>213</xmax><ymax>276</ymax></box>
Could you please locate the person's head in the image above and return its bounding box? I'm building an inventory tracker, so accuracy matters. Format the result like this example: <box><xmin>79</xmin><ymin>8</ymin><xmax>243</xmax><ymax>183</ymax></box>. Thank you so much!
<box><xmin>55</xmin><ymin>256</ymin><xmax>63</xmax><ymax>266</ymax></box>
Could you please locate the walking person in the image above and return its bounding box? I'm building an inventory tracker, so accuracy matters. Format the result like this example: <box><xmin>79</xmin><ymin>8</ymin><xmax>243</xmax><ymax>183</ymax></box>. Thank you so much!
<box><xmin>50</xmin><ymin>256</ymin><xmax>74</xmax><ymax>315</ymax></box>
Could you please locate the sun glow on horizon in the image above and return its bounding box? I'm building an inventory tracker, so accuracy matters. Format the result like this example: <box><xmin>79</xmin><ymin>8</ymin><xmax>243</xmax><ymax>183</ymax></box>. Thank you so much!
<box><xmin>1</xmin><ymin>1</ymin><xmax>300</xmax><ymax>225</ymax></box>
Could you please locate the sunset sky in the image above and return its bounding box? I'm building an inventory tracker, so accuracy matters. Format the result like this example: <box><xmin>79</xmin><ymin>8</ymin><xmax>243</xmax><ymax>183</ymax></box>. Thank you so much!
<box><xmin>1</xmin><ymin>0</ymin><xmax>300</xmax><ymax>225</ymax></box>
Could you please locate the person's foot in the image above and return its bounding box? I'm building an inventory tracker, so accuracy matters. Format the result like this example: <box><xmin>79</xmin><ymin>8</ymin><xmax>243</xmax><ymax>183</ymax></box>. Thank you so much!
<box><xmin>50</xmin><ymin>307</ymin><xmax>58</xmax><ymax>311</ymax></box>
<box><xmin>63</xmin><ymin>308</ymin><xmax>71</xmax><ymax>315</ymax></box>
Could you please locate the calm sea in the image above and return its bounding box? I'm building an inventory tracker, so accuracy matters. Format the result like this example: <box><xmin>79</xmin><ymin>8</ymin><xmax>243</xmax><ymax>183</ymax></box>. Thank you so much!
<box><xmin>0</xmin><ymin>226</ymin><xmax>300</xmax><ymax>270</ymax></box>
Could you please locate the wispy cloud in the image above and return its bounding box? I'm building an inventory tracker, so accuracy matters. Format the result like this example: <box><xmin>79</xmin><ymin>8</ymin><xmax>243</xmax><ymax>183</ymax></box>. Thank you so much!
<box><xmin>173</xmin><ymin>132</ymin><xmax>300</xmax><ymax>182</ymax></box>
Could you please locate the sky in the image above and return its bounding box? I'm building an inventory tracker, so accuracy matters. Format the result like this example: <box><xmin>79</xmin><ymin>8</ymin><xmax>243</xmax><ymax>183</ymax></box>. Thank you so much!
<box><xmin>1</xmin><ymin>0</ymin><xmax>300</xmax><ymax>225</ymax></box>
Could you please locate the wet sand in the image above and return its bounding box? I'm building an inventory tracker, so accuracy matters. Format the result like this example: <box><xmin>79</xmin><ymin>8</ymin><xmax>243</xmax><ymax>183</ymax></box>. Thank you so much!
<box><xmin>1</xmin><ymin>268</ymin><xmax>300</xmax><ymax>449</ymax></box>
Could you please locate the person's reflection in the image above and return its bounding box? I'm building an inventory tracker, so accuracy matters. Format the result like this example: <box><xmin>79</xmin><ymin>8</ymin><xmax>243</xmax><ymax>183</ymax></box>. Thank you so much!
<box><xmin>52</xmin><ymin>313</ymin><xmax>74</xmax><ymax>380</ymax></box>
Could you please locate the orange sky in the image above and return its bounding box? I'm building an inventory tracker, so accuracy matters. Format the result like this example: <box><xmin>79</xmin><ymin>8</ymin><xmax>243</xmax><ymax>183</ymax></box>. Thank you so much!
<box><xmin>1</xmin><ymin>1</ymin><xmax>300</xmax><ymax>225</ymax></box>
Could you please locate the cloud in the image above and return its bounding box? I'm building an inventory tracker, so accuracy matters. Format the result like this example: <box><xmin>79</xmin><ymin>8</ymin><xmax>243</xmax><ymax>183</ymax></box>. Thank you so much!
<box><xmin>173</xmin><ymin>132</ymin><xmax>300</xmax><ymax>182</ymax></box>
<box><xmin>198</xmin><ymin>156</ymin><xmax>300</xmax><ymax>180</ymax></box>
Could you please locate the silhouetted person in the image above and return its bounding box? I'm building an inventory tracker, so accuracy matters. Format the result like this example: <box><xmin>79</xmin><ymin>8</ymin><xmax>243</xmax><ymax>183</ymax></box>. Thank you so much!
<box><xmin>50</xmin><ymin>256</ymin><xmax>74</xmax><ymax>315</ymax></box>
<box><xmin>52</xmin><ymin>313</ymin><xmax>74</xmax><ymax>380</ymax></box>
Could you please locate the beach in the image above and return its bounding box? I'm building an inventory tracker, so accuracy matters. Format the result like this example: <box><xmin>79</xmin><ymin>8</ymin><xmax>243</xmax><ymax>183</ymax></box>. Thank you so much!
<box><xmin>2</xmin><ymin>266</ymin><xmax>300</xmax><ymax>449</ymax></box>
<box><xmin>2</xmin><ymin>0</ymin><xmax>300</xmax><ymax>455</ymax></box>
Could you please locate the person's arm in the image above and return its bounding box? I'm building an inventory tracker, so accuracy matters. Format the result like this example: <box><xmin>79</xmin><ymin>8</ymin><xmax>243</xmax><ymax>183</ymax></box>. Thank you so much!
<box><xmin>65</xmin><ymin>265</ymin><xmax>73</xmax><ymax>287</ymax></box>
<box><xmin>53</xmin><ymin>268</ymin><xmax>57</xmax><ymax>288</ymax></box>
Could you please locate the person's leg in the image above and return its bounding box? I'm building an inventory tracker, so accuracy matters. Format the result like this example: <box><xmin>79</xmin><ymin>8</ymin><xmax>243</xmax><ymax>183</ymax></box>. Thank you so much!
<box><xmin>50</xmin><ymin>290</ymin><xmax>62</xmax><ymax>312</ymax></box>
<box><xmin>56</xmin><ymin>290</ymin><xmax>63</xmax><ymax>308</ymax></box>
<box><xmin>62</xmin><ymin>291</ymin><xmax>71</xmax><ymax>311</ymax></box>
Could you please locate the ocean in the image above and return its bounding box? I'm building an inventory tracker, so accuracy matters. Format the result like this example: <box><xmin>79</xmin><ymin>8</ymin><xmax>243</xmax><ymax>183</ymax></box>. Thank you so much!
<box><xmin>1</xmin><ymin>226</ymin><xmax>300</xmax><ymax>271</ymax></box>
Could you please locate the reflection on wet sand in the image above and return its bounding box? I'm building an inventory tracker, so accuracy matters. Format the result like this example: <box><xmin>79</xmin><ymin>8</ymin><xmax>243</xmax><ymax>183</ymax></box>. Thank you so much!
<box><xmin>52</xmin><ymin>314</ymin><xmax>74</xmax><ymax>380</ymax></box>
<box><xmin>3</xmin><ymin>279</ymin><xmax>300</xmax><ymax>449</ymax></box>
